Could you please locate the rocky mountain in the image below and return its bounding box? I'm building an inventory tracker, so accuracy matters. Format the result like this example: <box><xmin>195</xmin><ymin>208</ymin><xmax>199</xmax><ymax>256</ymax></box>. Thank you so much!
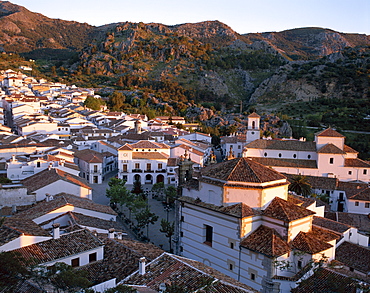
<box><xmin>0</xmin><ymin>1</ymin><xmax>369</xmax><ymax>116</ymax></box>
<box><xmin>0</xmin><ymin>1</ymin><xmax>93</xmax><ymax>53</ymax></box>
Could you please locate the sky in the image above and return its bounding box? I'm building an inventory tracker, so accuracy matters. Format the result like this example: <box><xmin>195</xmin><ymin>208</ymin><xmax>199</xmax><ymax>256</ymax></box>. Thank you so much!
<box><xmin>8</xmin><ymin>0</ymin><xmax>370</xmax><ymax>35</ymax></box>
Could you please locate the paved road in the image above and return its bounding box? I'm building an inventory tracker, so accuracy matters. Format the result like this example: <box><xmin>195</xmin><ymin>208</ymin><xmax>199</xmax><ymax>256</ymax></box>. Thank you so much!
<box><xmin>91</xmin><ymin>173</ymin><xmax>175</xmax><ymax>252</ymax></box>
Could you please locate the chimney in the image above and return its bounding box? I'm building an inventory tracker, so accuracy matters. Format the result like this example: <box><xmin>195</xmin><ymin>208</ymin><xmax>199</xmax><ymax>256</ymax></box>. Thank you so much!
<box><xmin>52</xmin><ymin>223</ymin><xmax>60</xmax><ymax>239</ymax></box>
<box><xmin>108</xmin><ymin>228</ymin><xmax>115</xmax><ymax>239</ymax></box>
<box><xmin>11</xmin><ymin>205</ymin><xmax>17</xmax><ymax>214</ymax></box>
<box><xmin>117</xmin><ymin>232</ymin><xmax>122</xmax><ymax>240</ymax></box>
<box><xmin>60</xmin><ymin>159</ymin><xmax>65</xmax><ymax>167</ymax></box>
<box><xmin>139</xmin><ymin>257</ymin><xmax>146</xmax><ymax>275</ymax></box>
<box><xmin>48</xmin><ymin>162</ymin><xmax>52</xmax><ymax>170</ymax></box>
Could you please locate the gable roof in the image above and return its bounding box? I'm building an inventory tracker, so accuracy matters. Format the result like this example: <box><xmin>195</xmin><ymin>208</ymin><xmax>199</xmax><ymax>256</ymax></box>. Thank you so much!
<box><xmin>132</xmin><ymin>152</ymin><xmax>169</xmax><ymax>160</ymax></box>
<box><xmin>336</xmin><ymin>241</ymin><xmax>370</xmax><ymax>274</ymax></box>
<box><xmin>263</xmin><ymin>197</ymin><xmax>315</xmax><ymax>222</ymax></box>
<box><xmin>315</xmin><ymin>128</ymin><xmax>345</xmax><ymax>138</ymax></box>
<box><xmin>250</xmin><ymin>157</ymin><xmax>318</xmax><ymax>169</ymax></box>
<box><xmin>201</xmin><ymin>157</ymin><xmax>287</xmax><ymax>184</ymax></box>
<box><xmin>290</xmin><ymin>231</ymin><xmax>333</xmax><ymax>254</ymax></box>
<box><xmin>74</xmin><ymin>149</ymin><xmax>103</xmax><ymax>163</ymax></box>
<box><xmin>122</xmin><ymin>253</ymin><xmax>257</xmax><ymax>292</ymax></box>
<box><xmin>245</xmin><ymin>139</ymin><xmax>316</xmax><ymax>152</ymax></box>
<box><xmin>14</xmin><ymin>229</ymin><xmax>103</xmax><ymax>265</ymax></box>
<box><xmin>348</xmin><ymin>188</ymin><xmax>370</xmax><ymax>201</ymax></box>
<box><xmin>21</xmin><ymin>168</ymin><xmax>91</xmax><ymax>192</ymax></box>
<box><xmin>317</xmin><ymin>143</ymin><xmax>346</xmax><ymax>154</ymax></box>
<box><xmin>15</xmin><ymin>193</ymin><xmax>116</xmax><ymax>220</ymax></box>
<box><xmin>240</xmin><ymin>225</ymin><xmax>291</xmax><ymax>257</ymax></box>
<box><xmin>344</xmin><ymin>158</ymin><xmax>370</xmax><ymax>168</ymax></box>
<box><xmin>313</xmin><ymin>216</ymin><xmax>351</xmax><ymax>234</ymax></box>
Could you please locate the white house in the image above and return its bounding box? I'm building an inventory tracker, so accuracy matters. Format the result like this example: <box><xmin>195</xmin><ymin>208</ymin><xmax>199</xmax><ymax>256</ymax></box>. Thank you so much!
<box><xmin>117</xmin><ymin>140</ymin><xmax>171</xmax><ymax>185</ymax></box>
<box><xmin>244</xmin><ymin>128</ymin><xmax>370</xmax><ymax>182</ymax></box>
<box><xmin>177</xmin><ymin>157</ymin><xmax>366</xmax><ymax>293</ymax></box>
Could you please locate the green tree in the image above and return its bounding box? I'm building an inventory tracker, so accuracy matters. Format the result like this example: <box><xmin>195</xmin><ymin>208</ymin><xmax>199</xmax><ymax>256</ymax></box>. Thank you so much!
<box><xmin>48</xmin><ymin>262</ymin><xmax>91</xmax><ymax>293</ymax></box>
<box><xmin>0</xmin><ymin>251</ymin><xmax>31</xmax><ymax>291</ymax></box>
<box><xmin>109</xmin><ymin>91</ymin><xmax>125</xmax><ymax>111</ymax></box>
<box><xmin>165</xmin><ymin>185</ymin><xmax>177</xmax><ymax>206</ymax></box>
<box><xmin>151</xmin><ymin>182</ymin><xmax>165</xmax><ymax>199</ymax></box>
<box><xmin>160</xmin><ymin>219</ymin><xmax>174</xmax><ymax>253</ymax></box>
<box><xmin>104</xmin><ymin>284</ymin><xmax>135</xmax><ymax>292</ymax></box>
<box><xmin>83</xmin><ymin>96</ymin><xmax>105</xmax><ymax>111</ymax></box>
<box><xmin>288</xmin><ymin>175</ymin><xmax>312</xmax><ymax>197</ymax></box>
<box><xmin>132</xmin><ymin>179</ymin><xmax>145</xmax><ymax>199</ymax></box>
<box><xmin>135</xmin><ymin>206</ymin><xmax>158</xmax><ymax>239</ymax></box>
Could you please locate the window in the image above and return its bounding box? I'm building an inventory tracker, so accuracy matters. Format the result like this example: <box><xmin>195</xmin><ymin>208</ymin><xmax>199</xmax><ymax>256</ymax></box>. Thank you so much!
<box><xmin>329</xmin><ymin>158</ymin><xmax>334</xmax><ymax>164</ymax></box>
<box><xmin>365</xmin><ymin>203</ymin><xmax>370</xmax><ymax>208</ymax></box>
<box><xmin>146</xmin><ymin>163</ymin><xmax>151</xmax><ymax>171</ymax></box>
<box><xmin>251</xmin><ymin>273</ymin><xmax>255</xmax><ymax>281</ymax></box>
<box><xmin>355</xmin><ymin>201</ymin><xmax>359</xmax><ymax>206</ymax></box>
<box><xmin>204</xmin><ymin>225</ymin><xmax>213</xmax><ymax>246</ymax></box>
<box><xmin>364</xmin><ymin>169</ymin><xmax>368</xmax><ymax>175</ymax></box>
<box><xmin>94</xmin><ymin>165</ymin><xmax>98</xmax><ymax>172</ymax></box>
<box><xmin>298</xmin><ymin>260</ymin><xmax>302</xmax><ymax>269</ymax></box>
<box><xmin>123</xmin><ymin>164</ymin><xmax>128</xmax><ymax>172</ymax></box>
<box><xmin>349</xmin><ymin>171</ymin><xmax>352</xmax><ymax>175</ymax></box>
<box><xmin>181</xmin><ymin>216</ymin><xmax>184</xmax><ymax>222</ymax></box>
<box><xmin>180</xmin><ymin>231</ymin><xmax>184</xmax><ymax>237</ymax></box>
<box><xmin>180</xmin><ymin>246</ymin><xmax>183</xmax><ymax>252</ymax></box>
<box><xmin>307</xmin><ymin>155</ymin><xmax>311</xmax><ymax>159</ymax></box>
<box><xmin>89</xmin><ymin>252</ymin><xmax>97</xmax><ymax>263</ymax></box>
<box><xmin>36</xmin><ymin>161</ymin><xmax>40</xmax><ymax>168</ymax></box>
<box><xmin>135</xmin><ymin>163</ymin><xmax>140</xmax><ymax>169</ymax></box>
<box><xmin>71</xmin><ymin>258</ymin><xmax>80</xmax><ymax>267</ymax></box>
<box><xmin>230</xmin><ymin>242</ymin><xmax>234</xmax><ymax>249</ymax></box>
<box><xmin>293</xmin><ymin>154</ymin><xmax>297</xmax><ymax>158</ymax></box>
<box><xmin>264</xmin><ymin>152</ymin><xmax>267</xmax><ymax>157</ymax></box>
<box><xmin>278</xmin><ymin>153</ymin><xmax>282</xmax><ymax>158</ymax></box>
<box><xmin>238</xmin><ymin>145</ymin><xmax>241</xmax><ymax>149</ymax></box>
<box><xmin>229</xmin><ymin>263</ymin><xmax>233</xmax><ymax>270</ymax></box>
<box><xmin>158</xmin><ymin>163</ymin><xmax>163</xmax><ymax>169</ymax></box>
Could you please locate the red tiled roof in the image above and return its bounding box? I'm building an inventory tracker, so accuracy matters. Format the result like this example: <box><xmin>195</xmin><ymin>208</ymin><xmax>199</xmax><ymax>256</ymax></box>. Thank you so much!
<box><xmin>336</xmin><ymin>241</ymin><xmax>370</xmax><ymax>274</ymax></box>
<box><xmin>130</xmin><ymin>141</ymin><xmax>170</xmax><ymax>149</ymax></box>
<box><xmin>240</xmin><ymin>225</ymin><xmax>291</xmax><ymax>257</ymax></box>
<box><xmin>132</xmin><ymin>152</ymin><xmax>169</xmax><ymax>160</ymax></box>
<box><xmin>263</xmin><ymin>197</ymin><xmax>315</xmax><ymax>222</ymax></box>
<box><xmin>348</xmin><ymin>188</ymin><xmax>370</xmax><ymax>201</ymax></box>
<box><xmin>344</xmin><ymin>158</ymin><xmax>370</xmax><ymax>168</ymax></box>
<box><xmin>21</xmin><ymin>168</ymin><xmax>91</xmax><ymax>192</ymax></box>
<box><xmin>313</xmin><ymin>216</ymin><xmax>351</xmax><ymax>234</ymax></box>
<box><xmin>245</xmin><ymin>139</ymin><xmax>316</xmax><ymax>151</ymax></box>
<box><xmin>250</xmin><ymin>157</ymin><xmax>317</xmax><ymax>169</ymax></box>
<box><xmin>291</xmin><ymin>268</ymin><xmax>359</xmax><ymax>293</ymax></box>
<box><xmin>14</xmin><ymin>229</ymin><xmax>103</xmax><ymax>265</ymax></box>
<box><xmin>315</xmin><ymin>128</ymin><xmax>345</xmax><ymax>137</ymax></box>
<box><xmin>74</xmin><ymin>149</ymin><xmax>103</xmax><ymax>163</ymax></box>
<box><xmin>201</xmin><ymin>157</ymin><xmax>287</xmax><ymax>183</ymax></box>
<box><xmin>167</xmin><ymin>157</ymin><xmax>179</xmax><ymax>167</ymax></box>
<box><xmin>290</xmin><ymin>231</ymin><xmax>332</xmax><ymax>254</ymax></box>
<box><xmin>248</xmin><ymin>112</ymin><xmax>260</xmax><ymax>118</ymax></box>
<box><xmin>317</xmin><ymin>143</ymin><xmax>346</xmax><ymax>154</ymax></box>
<box><xmin>343</xmin><ymin>144</ymin><xmax>358</xmax><ymax>153</ymax></box>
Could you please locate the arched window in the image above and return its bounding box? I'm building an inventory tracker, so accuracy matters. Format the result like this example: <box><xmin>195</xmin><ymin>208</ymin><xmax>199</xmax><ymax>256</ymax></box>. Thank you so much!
<box><xmin>252</xmin><ymin>121</ymin><xmax>256</xmax><ymax>129</ymax></box>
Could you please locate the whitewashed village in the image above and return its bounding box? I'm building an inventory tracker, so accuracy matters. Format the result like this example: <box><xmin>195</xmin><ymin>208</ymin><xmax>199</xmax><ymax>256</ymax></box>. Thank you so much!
<box><xmin>0</xmin><ymin>68</ymin><xmax>369</xmax><ymax>293</ymax></box>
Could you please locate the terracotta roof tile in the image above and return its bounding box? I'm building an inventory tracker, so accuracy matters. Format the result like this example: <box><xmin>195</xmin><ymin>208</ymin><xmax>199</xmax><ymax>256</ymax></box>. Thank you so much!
<box><xmin>343</xmin><ymin>144</ymin><xmax>358</xmax><ymax>153</ymax></box>
<box><xmin>240</xmin><ymin>225</ymin><xmax>291</xmax><ymax>257</ymax></box>
<box><xmin>130</xmin><ymin>141</ymin><xmax>170</xmax><ymax>149</ymax></box>
<box><xmin>132</xmin><ymin>152</ymin><xmax>169</xmax><ymax>160</ymax></box>
<box><xmin>167</xmin><ymin>157</ymin><xmax>179</xmax><ymax>167</ymax></box>
<box><xmin>315</xmin><ymin>128</ymin><xmax>345</xmax><ymax>137</ymax></box>
<box><xmin>317</xmin><ymin>143</ymin><xmax>346</xmax><ymax>154</ymax></box>
<box><xmin>21</xmin><ymin>168</ymin><xmax>91</xmax><ymax>193</ymax></box>
<box><xmin>336</xmin><ymin>241</ymin><xmax>370</xmax><ymax>274</ymax></box>
<box><xmin>290</xmin><ymin>231</ymin><xmax>333</xmax><ymax>254</ymax></box>
<box><xmin>245</xmin><ymin>139</ymin><xmax>316</xmax><ymax>151</ymax></box>
<box><xmin>201</xmin><ymin>157</ymin><xmax>287</xmax><ymax>183</ymax></box>
<box><xmin>324</xmin><ymin>212</ymin><xmax>370</xmax><ymax>233</ymax></box>
<box><xmin>291</xmin><ymin>268</ymin><xmax>359</xmax><ymax>293</ymax></box>
<box><xmin>14</xmin><ymin>229</ymin><xmax>103</xmax><ymax>265</ymax></box>
<box><xmin>16</xmin><ymin>193</ymin><xmax>116</xmax><ymax>220</ymax></box>
<box><xmin>284</xmin><ymin>173</ymin><xmax>338</xmax><ymax>190</ymax></box>
<box><xmin>344</xmin><ymin>158</ymin><xmax>370</xmax><ymax>168</ymax></box>
<box><xmin>250</xmin><ymin>157</ymin><xmax>317</xmax><ymax>169</ymax></box>
<box><xmin>74</xmin><ymin>149</ymin><xmax>103</xmax><ymax>163</ymax></box>
<box><xmin>313</xmin><ymin>216</ymin><xmax>351</xmax><ymax>234</ymax></box>
<box><xmin>263</xmin><ymin>197</ymin><xmax>315</xmax><ymax>222</ymax></box>
<box><xmin>123</xmin><ymin>253</ymin><xmax>257</xmax><ymax>292</ymax></box>
<box><xmin>348</xmin><ymin>188</ymin><xmax>370</xmax><ymax>201</ymax></box>
<box><xmin>248</xmin><ymin>112</ymin><xmax>260</xmax><ymax>118</ymax></box>
<box><xmin>118</xmin><ymin>143</ymin><xmax>133</xmax><ymax>151</ymax></box>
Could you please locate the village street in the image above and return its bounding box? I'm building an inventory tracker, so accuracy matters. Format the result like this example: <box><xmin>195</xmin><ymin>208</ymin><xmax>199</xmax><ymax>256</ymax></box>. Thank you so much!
<box><xmin>91</xmin><ymin>171</ymin><xmax>175</xmax><ymax>252</ymax></box>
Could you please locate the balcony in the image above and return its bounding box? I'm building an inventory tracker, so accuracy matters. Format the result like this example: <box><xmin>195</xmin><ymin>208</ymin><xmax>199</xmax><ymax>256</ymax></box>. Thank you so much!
<box><xmin>132</xmin><ymin>169</ymin><xmax>143</xmax><ymax>173</ymax></box>
<box><xmin>144</xmin><ymin>170</ymin><xmax>154</xmax><ymax>173</ymax></box>
<box><xmin>155</xmin><ymin>169</ymin><xmax>167</xmax><ymax>173</ymax></box>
